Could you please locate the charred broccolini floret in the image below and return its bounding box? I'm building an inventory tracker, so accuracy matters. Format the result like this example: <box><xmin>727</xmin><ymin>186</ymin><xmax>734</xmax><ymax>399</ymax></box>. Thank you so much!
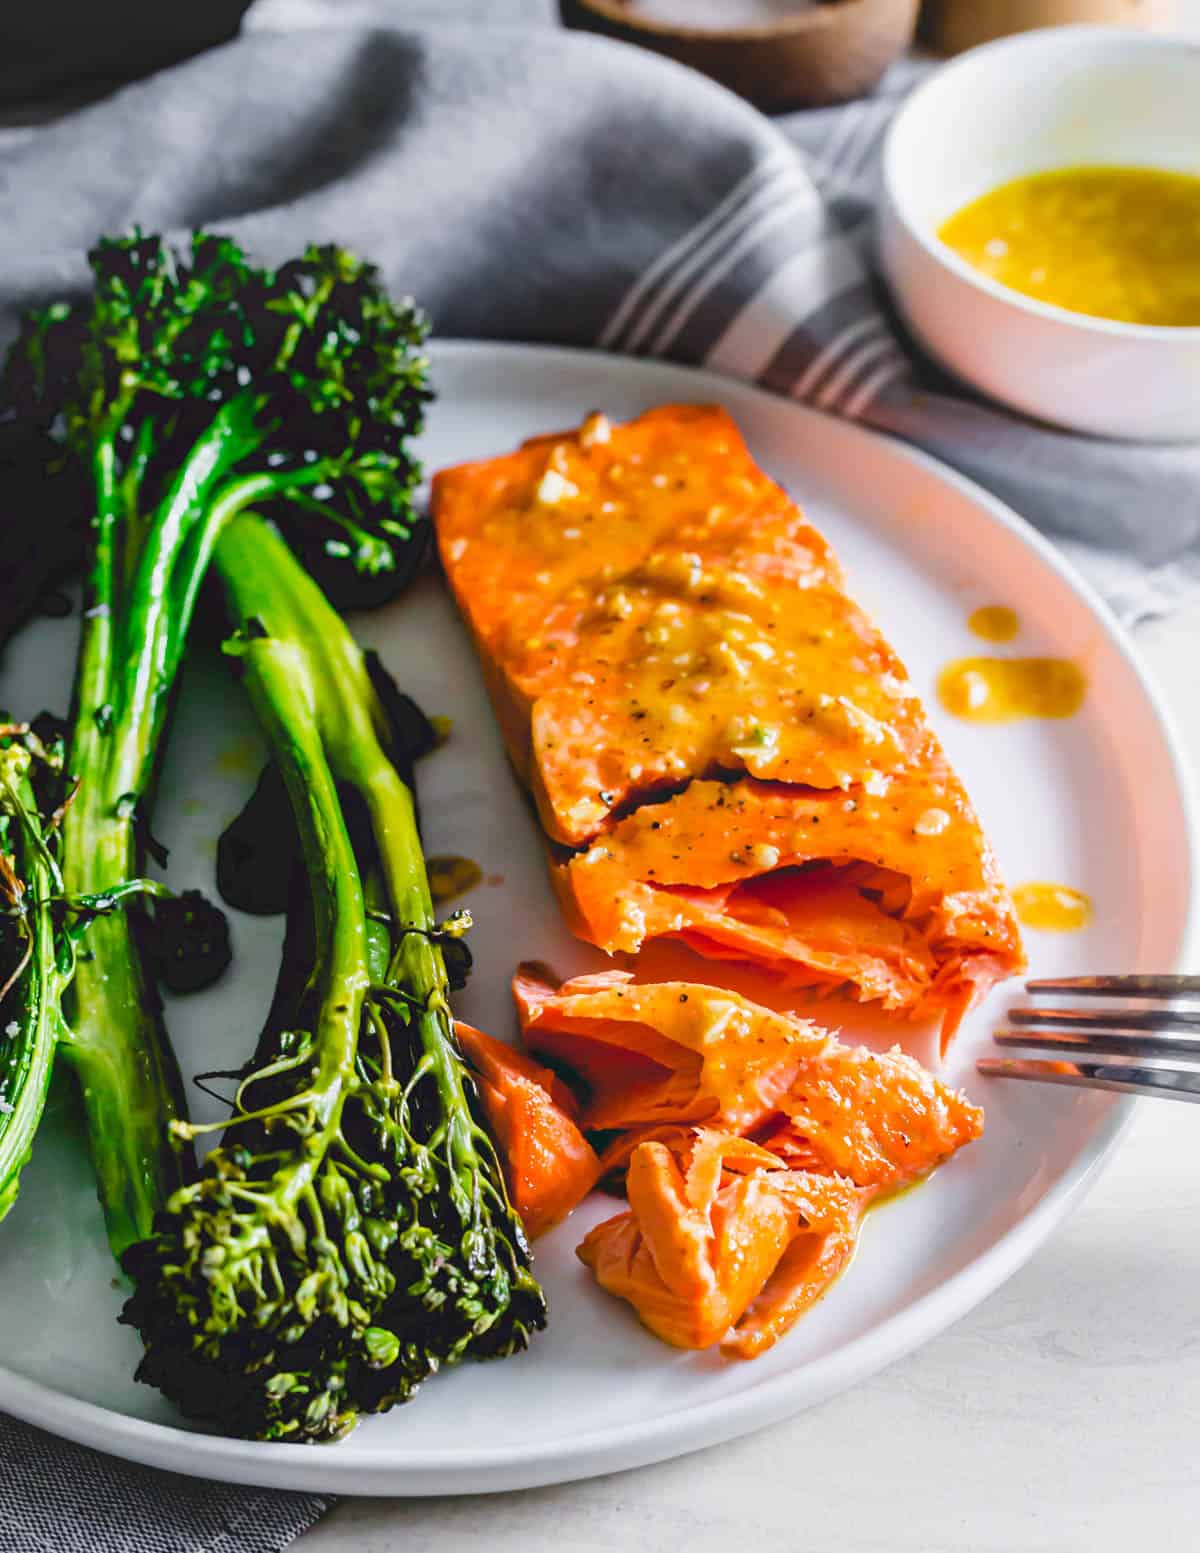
<box><xmin>0</xmin><ymin>232</ymin><xmax>431</xmax><ymax>1251</ymax></box>
<box><xmin>123</xmin><ymin>513</ymin><xmax>546</xmax><ymax>1441</ymax></box>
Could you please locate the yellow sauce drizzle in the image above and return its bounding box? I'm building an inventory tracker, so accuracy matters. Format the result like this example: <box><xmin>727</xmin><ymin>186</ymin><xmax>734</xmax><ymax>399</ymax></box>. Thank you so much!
<box><xmin>216</xmin><ymin>735</ymin><xmax>262</xmax><ymax>776</ymax></box>
<box><xmin>939</xmin><ymin>166</ymin><xmax>1200</xmax><ymax>327</ymax></box>
<box><xmin>967</xmin><ymin>605</ymin><xmax>1019</xmax><ymax>643</ymax></box>
<box><xmin>1012</xmin><ymin>882</ymin><xmax>1092</xmax><ymax>933</ymax></box>
<box><xmin>427</xmin><ymin>854</ymin><xmax>483</xmax><ymax>904</ymax></box>
<box><xmin>937</xmin><ymin>657</ymin><xmax>1086</xmax><ymax>723</ymax></box>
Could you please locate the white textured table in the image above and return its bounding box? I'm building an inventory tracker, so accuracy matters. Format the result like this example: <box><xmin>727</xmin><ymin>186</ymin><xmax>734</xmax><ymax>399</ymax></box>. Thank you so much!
<box><xmin>305</xmin><ymin>11</ymin><xmax>1200</xmax><ymax>1545</ymax></box>
<box><xmin>302</xmin><ymin>609</ymin><xmax>1200</xmax><ymax>1550</ymax></box>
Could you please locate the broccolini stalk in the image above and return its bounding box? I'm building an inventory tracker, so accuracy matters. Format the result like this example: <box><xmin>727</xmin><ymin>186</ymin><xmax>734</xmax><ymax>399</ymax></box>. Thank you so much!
<box><xmin>123</xmin><ymin>513</ymin><xmax>545</xmax><ymax>1441</ymax></box>
<box><xmin>0</xmin><ymin>718</ymin><xmax>169</xmax><ymax>1220</ymax></box>
<box><xmin>1</xmin><ymin>233</ymin><xmax>430</xmax><ymax>1252</ymax></box>
<box><xmin>0</xmin><ymin>724</ymin><xmax>72</xmax><ymax>1221</ymax></box>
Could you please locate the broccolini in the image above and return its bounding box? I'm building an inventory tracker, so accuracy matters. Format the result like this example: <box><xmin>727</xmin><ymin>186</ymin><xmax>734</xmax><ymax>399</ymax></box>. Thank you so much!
<box><xmin>123</xmin><ymin>512</ymin><xmax>546</xmax><ymax>1441</ymax></box>
<box><xmin>0</xmin><ymin>717</ymin><xmax>178</xmax><ymax>1223</ymax></box>
<box><xmin>0</xmin><ymin>721</ymin><xmax>72</xmax><ymax>1223</ymax></box>
<box><xmin>0</xmin><ymin>233</ymin><xmax>431</xmax><ymax>1251</ymax></box>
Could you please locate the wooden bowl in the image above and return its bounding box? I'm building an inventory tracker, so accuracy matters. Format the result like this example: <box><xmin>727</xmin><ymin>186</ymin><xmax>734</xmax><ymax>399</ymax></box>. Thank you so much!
<box><xmin>559</xmin><ymin>0</ymin><xmax>920</xmax><ymax>110</ymax></box>
<box><xmin>919</xmin><ymin>0</ymin><xmax>1177</xmax><ymax>57</ymax></box>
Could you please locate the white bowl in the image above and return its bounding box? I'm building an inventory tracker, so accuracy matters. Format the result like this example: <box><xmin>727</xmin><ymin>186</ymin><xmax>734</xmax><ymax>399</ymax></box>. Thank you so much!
<box><xmin>879</xmin><ymin>26</ymin><xmax>1200</xmax><ymax>441</ymax></box>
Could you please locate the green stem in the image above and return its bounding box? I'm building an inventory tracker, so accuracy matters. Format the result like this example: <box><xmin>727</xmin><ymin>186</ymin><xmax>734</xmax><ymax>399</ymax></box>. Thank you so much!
<box><xmin>164</xmin><ymin>464</ymin><xmax>333</xmax><ymax>691</ymax></box>
<box><xmin>213</xmin><ymin>514</ymin><xmax>483</xmax><ymax>1197</ymax></box>
<box><xmin>112</xmin><ymin>397</ymin><xmax>266</xmax><ymax>793</ymax></box>
<box><xmin>60</xmin><ymin>820</ymin><xmax>181</xmax><ymax>1255</ymax></box>
<box><xmin>0</xmin><ymin>768</ymin><xmax>68</xmax><ymax>1222</ymax></box>
<box><xmin>211</xmin><ymin>518</ymin><xmax>372</xmax><ymax>1202</ymax></box>
<box><xmin>61</xmin><ymin>419</ymin><xmax>356</xmax><ymax>1251</ymax></box>
<box><xmin>59</xmin><ymin>407</ymin><xmax>267</xmax><ymax>1254</ymax></box>
<box><xmin>53</xmin><ymin>412</ymin><xmax>180</xmax><ymax>1252</ymax></box>
<box><xmin>118</xmin><ymin>415</ymin><xmax>156</xmax><ymax>611</ymax></box>
<box><xmin>54</xmin><ymin>391</ymin><xmax>351</xmax><ymax>1252</ymax></box>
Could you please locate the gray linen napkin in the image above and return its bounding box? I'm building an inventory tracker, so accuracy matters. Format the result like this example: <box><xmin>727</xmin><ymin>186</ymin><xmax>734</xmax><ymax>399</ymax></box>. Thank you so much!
<box><xmin>2</xmin><ymin>6</ymin><xmax>1198</xmax><ymax>1550</ymax></box>
<box><xmin>0</xmin><ymin>1416</ymin><xmax>326</xmax><ymax>1553</ymax></box>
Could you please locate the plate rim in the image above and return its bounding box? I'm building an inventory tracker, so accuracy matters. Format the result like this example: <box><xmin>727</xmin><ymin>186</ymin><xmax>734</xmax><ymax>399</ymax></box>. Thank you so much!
<box><xmin>1</xmin><ymin>338</ymin><xmax>1192</xmax><ymax>1495</ymax></box>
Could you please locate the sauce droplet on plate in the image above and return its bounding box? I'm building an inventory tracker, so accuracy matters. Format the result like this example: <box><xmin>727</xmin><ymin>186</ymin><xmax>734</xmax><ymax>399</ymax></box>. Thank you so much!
<box><xmin>216</xmin><ymin>735</ymin><xmax>262</xmax><ymax>776</ymax></box>
<box><xmin>937</xmin><ymin>657</ymin><xmax>1086</xmax><ymax>722</ymax></box>
<box><xmin>427</xmin><ymin>854</ymin><xmax>484</xmax><ymax>905</ymax></box>
<box><xmin>967</xmin><ymin>605</ymin><xmax>1019</xmax><ymax>643</ymax></box>
<box><xmin>1012</xmin><ymin>882</ymin><xmax>1092</xmax><ymax>933</ymax></box>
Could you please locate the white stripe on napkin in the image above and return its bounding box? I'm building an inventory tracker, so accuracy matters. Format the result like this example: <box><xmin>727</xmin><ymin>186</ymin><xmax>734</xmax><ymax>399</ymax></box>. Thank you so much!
<box><xmin>789</xmin><ymin>313</ymin><xmax>882</xmax><ymax>401</ymax></box>
<box><xmin>599</xmin><ymin>153</ymin><xmax>790</xmax><ymax>351</ymax></box>
<box><xmin>812</xmin><ymin>333</ymin><xmax>903</xmax><ymax>412</ymax></box>
<box><xmin>620</xmin><ymin>162</ymin><xmax>806</xmax><ymax>354</ymax></box>
<box><xmin>842</xmin><ymin>356</ymin><xmax>911</xmax><ymax>419</ymax></box>
<box><xmin>704</xmin><ymin>232</ymin><xmax>868</xmax><ymax>380</ymax></box>
<box><xmin>643</xmin><ymin>180</ymin><xmax>822</xmax><ymax>357</ymax></box>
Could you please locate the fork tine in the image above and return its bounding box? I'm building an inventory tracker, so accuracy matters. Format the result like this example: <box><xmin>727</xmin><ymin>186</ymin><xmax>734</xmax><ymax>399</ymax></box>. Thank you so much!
<box><xmin>1026</xmin><ymin>974</ymin><xmax>1200</xmax><ymax>998</ymax></box>
<box><xmin>994</xmin><ymin>1026</ymin><xmax>1200</xmax><ymax>1057</ymax></box>
<box><xmin>1008</xmin><ymin>1005</ymin><xmax>1200</xmax><ymax>1033</ymax></box>
<box><xmin>976</xmin><ymin>1057</ymin><xmax>1200</xmax><ymax>1103</ymax></box>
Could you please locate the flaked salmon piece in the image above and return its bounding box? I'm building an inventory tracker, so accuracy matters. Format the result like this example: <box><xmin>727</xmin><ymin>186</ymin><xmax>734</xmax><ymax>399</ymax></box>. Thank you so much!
<box><xmin>514</xmin><ymin>967</ymin><xmax>982</xmax><ymax>1182</ymax></box>
<box><xmin>595</xmin><ymin>1123</ymin><xmax>711</xmax><ymax>1188</ymax></box>
<box><xmin>755</xmin><ymin>1042</ymin><xmax>984</xmax><ymax>1189</ymax></box>
<box><xmin>577</xmin><ymin>1132</ymin><xmax>799</xmax><ymax>1350</ymax></box>
<box><xmin>577</xmin><ymin>1129</ymin><xmax>873</xmax><ymax>1354</ymax></box>
<box><xmin>721</xmin><ymin>1176</ymin><xmax>871</xmax><ymax>1360</ymax></box>
<box><xmin>514</xmin><ymin>964</ymin><xmax>827</xmax><ymax>1131</ymax></box>
<box><xmin>556</xmin><ymin>749</ymin><xmax>1023</xmax><ymax>1050</ymax></box>
<box><xmin>455</xmin><ymin>1021</ymin><xmax>601</xmax><ymax>1240</ymax></box>
<box><xmin>433</xmin><ymin>404</ymin><xmax>925</xmax><ymax>847</ymax></box>
<box><xmin>509</xmin><ymin>973</ymin><xmax>982</xmax><ymax>1356</ymax></box>
<box><xmin>594</xmin><ymin>1057</ymin><xmax>982</xmax><ymax>1195</ymax></box>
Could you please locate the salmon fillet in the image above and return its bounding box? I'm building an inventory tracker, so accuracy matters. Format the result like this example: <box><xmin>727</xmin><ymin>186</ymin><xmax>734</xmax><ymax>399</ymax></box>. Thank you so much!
<box><xmin>434</xmin><ymin>405</ymin><xmax>1023</xmax><ymax>1043</ymax></box>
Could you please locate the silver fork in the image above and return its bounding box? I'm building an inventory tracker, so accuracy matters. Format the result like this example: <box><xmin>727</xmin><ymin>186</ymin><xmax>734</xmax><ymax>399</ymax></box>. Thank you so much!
<box><xmin>977</xmin><ymin>975</ymin><xmax>1200</xmax><ymax>1102</ymax></box>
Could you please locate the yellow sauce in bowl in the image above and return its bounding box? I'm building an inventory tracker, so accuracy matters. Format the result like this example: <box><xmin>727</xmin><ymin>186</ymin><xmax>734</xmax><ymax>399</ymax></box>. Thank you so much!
<box><xmin>938</xmin><ymin>166</ymin><xmax>1200</xmax><ymax>326</ymax></box>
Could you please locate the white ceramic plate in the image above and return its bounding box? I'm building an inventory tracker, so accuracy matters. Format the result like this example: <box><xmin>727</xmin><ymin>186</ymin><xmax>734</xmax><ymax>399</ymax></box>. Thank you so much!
<box><xmin>0</xmin><ymin>342</ymin><xmax>1192</xmax><ymax>1495</ymax></box>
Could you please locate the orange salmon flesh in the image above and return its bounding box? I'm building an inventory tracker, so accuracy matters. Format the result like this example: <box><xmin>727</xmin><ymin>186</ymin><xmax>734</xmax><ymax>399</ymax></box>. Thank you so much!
<box><xmin>518</xmin><ymin>969</ymin><xmax>983</xmax><ymax>1356</ymax></box>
